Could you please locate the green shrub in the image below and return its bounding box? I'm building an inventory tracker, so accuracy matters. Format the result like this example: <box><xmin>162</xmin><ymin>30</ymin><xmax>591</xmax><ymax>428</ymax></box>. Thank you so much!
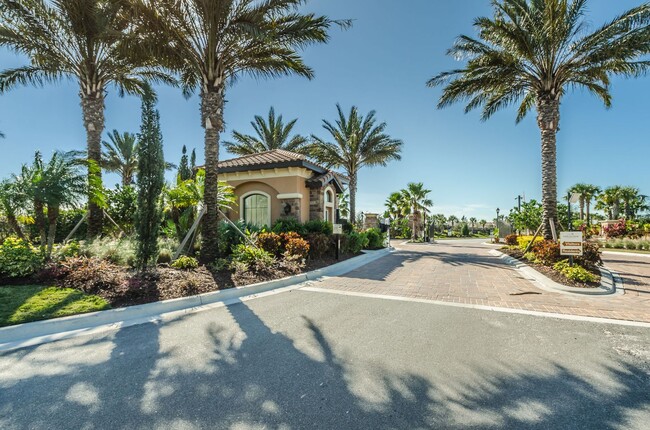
<box><xmin>171</xmin><ymin>255</ymin><xmax>199</xmax><ymax>270</ymax></box>
<box><xmin>81</xmin><ymin>237</ymin><xmax>137</xmax><ymax>267</ymax></box>
<box><xmin>52</xmin><ymin>241</ymin><xmax>81</xmax><ymax>261</ymax></box>
<box><xmin>461</xmin><ymin>223</ymin><xmax>470</xmax><ymax>237</ymax></box>
<box><xmin>523</xmin><ymin>251</ymin><xmax>540</xmax><ymax>264</ymax></box>
<box><xmin>231</xmin><ymin>244</ymin><xmax>274</xmax><ymax>267</ymax></box>
<box><xmin>517</xmin><ymin>235</ymin><xmax>544</xmax><ymax>250</ymax></box>
<box><xmin>343</xmin><ymin>231</ymin><xmax>368</xmax><ymax>254</ymax></box>
<box><xmin>505</xmin><ymin>234</ymin><xmax>519</xmax><ymax>246</ymax></box>
<box><xmin>157</xmin><ymin>249</ymin><xmax>173</xmax><ymax>264</ymax></box>
<box><xmin>256</xmin><ymin>232</ymin><xmax>283</xmax><ymax>256</ymax></box>
<box><xmin>284</xmin><ymin>237</ymin><xmax>310</xmax><ymax>259</ymax></box>
<box><xmin>303</xmin><ymin>220</ymin><xmax>333</xmax><ymax>236</ymax></box>
<box><xmin>218</xmin><ymin>220</ymin><xmax>258</xmax><ymax>256</ymax></box>
<box><xmin>271</xmin><ymin>218</ymin><xmax>305</xmax><ymax>235</ymax></box>
<box><xmin>0</xmin><ymin>237</ymin><xmax>44</xmax><ymax>278</ymax></box>
<box><xmin>305</xmin><ymin>233</ymin><xmax>331</xmax><ymax>259</ymax></box>
<box><xmin>553</xmin><ymin>259</ymin><xmax>597</xmax><ymax>283</ymax></box>
<box><xmin>364</xmin><ymin>228</ymin><xmax>385</xmax><ymax>249</ymax></box>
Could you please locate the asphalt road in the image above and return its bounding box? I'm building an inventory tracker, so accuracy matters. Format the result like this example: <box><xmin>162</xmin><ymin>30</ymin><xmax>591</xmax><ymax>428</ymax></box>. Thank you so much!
<box><xmin>1</xmin><ymin>288</ymin><xmax>649</xmax><ymax>429</ymax></box>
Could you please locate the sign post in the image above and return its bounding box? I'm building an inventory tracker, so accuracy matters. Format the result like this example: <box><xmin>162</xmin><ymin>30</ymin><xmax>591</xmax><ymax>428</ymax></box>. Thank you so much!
<box><xmin>560</xmin><ymin>231</ymin><xmax>583</xmax><ymax>267</ymax></box>
<box><xmin>333</xmin><ymin>223</ymin><xmax>343</xmax><ymax>260</ymax></box>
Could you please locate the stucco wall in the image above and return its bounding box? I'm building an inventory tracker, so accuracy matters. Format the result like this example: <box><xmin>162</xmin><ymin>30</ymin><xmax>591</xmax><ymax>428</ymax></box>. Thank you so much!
<box><xmin>223</xmin><ymin>174</ymin><xmax>311</xmax><ymax>225</ymax></box>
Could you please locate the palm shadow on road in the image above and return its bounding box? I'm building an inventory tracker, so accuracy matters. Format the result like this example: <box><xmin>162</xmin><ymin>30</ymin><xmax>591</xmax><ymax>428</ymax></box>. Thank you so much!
<box><xmin>1</xmin><ymin>299</ymin><xmax>649</xmax><ymax>429</ymax></box>
<box><xmin>340</xmin><ymin>248</ymin><xmax>510</xmax><ymax>282</ymax></box>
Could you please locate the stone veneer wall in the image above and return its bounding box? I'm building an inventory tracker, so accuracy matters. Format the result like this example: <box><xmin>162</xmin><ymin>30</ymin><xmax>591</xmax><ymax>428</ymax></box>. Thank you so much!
<box><xmin>279</xmin><ymin>198</ymin><xmax>302</xmax><ymax>222</ymax></box>
<box><xmin>309</xmin><ymin>187</ymin><xmax>324</xmax><ymax>221</ymax></box>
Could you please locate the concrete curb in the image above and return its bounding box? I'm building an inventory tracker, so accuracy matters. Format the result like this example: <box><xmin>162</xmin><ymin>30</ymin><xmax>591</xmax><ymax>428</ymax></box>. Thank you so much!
<box><xmin>602</xmin><ymin>250</ymin><xmax>650</xmax><ymax>258</ymax></box>
<box><xmin>0</xmin><ymin>248</ymin><xmax>393</xmax><ymax>351</ymax></box>
<box><xmin>490</xmin><ymin>249</ymin><xmax>623</xmax><ymax>296</ymax></box>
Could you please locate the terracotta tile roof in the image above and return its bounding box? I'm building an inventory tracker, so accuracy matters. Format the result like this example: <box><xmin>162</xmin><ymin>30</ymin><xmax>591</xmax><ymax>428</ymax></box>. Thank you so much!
<box><xmin>218</xmin><ymin>149</ymin><xmax>308</xmax><ymax>169</ymax></box>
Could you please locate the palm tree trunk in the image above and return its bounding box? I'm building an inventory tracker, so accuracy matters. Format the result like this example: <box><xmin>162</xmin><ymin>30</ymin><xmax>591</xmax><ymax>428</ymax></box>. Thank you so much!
<box><xmin>349</xmin><ymin>172</ymin><xmax>358</xmax><ymax>226</ymax></box>
<box><xmin>6</xmin><ymin>213</ymin><xmax>24</xmax><ymax>239</ymax></box>
<box><xmin>81</xmin><ymin>93</ymin><xmax>105</xmax><ymax>238</ymax></box>
<box><xmin>200</xmin><ymin>84</ymin><xmax>226</xmax><ymax>263</ymax></box>
<box><xmin>536</xmin><ymin>97</ymin><xmax>560</xmax><ymax>240</ymax></box>
<box><xmin>586</xmin><ymin>200</ymin><xmax>591</xmax><ymax>226</ymax></box>
<box><xmin>46</xmin><ymin>205</ymin><xmax>59</xmax><ymax>257</ymax></box>
<box><xmin>34</xmin><ymin>199</ymin><xmax>46</xmax><ymax>248</ymax></box>
<box><xmin>579</xmin><ymin>197</ymin><xmax>585</xmax><ymax>221</ymax></box>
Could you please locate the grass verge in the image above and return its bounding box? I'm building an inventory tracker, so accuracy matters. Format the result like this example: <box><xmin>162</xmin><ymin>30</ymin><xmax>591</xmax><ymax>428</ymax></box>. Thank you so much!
<box><xmin>0</xmin><ymin>285</ymin><xmax>110</xmax><ymax>327</ymax></box>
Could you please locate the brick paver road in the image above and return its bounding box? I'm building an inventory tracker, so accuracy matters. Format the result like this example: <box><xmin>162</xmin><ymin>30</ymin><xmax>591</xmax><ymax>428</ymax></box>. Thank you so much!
<box><xmin>313</xmin><ymin>240</ymin><xmax>650</xmax><ymax>323</ymax></box>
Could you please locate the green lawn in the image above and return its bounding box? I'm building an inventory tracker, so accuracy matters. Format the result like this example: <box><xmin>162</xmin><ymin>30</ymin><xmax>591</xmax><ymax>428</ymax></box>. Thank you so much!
<box><xmin>0</xmin><ymin>285</ymin><xmax>110</xmax><ymax>327</ymax></box>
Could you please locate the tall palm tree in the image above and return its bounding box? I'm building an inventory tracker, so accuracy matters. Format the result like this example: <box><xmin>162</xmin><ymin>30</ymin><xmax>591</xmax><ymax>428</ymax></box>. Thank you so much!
<box><xmin>0</xmin><ymin>0</ymin><xmax>170</xmax><ymax>238</ymax></box>
<box><xmin>132</xmin><ymin>0</ymin><xmax>348</xmax><ymax>263</ymax></box>
<box><xmin>400</xmin><ymin>182</ymin><xmax>433</xmax><ymax>240</ymax></box>
<box><xmin>308</xmin><ymin>105</ymin><xmax>403</xmax><ymax>223</ymax></box>
<box><xmin>428</xmin><ymin>0</ymin><xmax>650</xmax><ymax>239</ymax></box>
<box><xmin>448</xmin><ymin>215</ymin><xmax>459</xmax><ymax>229</ymax></box>
<box><xmin>480</xmin><ymin>219</ymin><xmax>488</xmax><ymax>231</ymax></box>
<box><xmin>103</xmin><ymin>130</ymin><xmax>139</xmax><ymax>186</ymax></box>
<box><xmin>224</xmin><ymin>107</ymin><xmax>308</xmax><ymax>156</ymax></box>
<box><xmin>595</xmin><ymin>186</ymin><xmax>623</xmax><ymax>220</ymax></box>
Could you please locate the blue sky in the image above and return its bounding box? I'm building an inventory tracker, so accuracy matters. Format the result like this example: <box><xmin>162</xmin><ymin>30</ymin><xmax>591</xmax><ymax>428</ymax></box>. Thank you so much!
<box><xmin>1</xmin><ymin>0</ymin><xmax>649</xmax><ymax>221</ymax></box>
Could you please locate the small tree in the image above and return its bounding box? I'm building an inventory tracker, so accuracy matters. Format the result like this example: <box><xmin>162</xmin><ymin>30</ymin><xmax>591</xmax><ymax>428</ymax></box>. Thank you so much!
<box><xmin>178</xmin><ymin>145</ymin><xmax>192</xmax><ymax>182</ymax></box>
<box><xmin>135</xmin><ymin>90</ymin><xmax>165</xmax><ymax>270</ymax></box>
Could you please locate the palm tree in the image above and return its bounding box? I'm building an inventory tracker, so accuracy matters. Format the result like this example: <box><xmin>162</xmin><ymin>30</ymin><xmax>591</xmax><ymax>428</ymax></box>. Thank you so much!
<box><xmin>480</xmin><ymin>219</ymin><xmax>488</xmax><ymax>232</ymax></box>
<box><xmin>0</xmin><ymin>0</ymin><xmax>170</xmax><ymax>238</ymax></box>
<box><xmin>448</xmin><ymin>215</ymin><xmax>459</xmax><ymax>229</ymax></box>
<box><xmin>385</xmin><ymin>192</ymin><xmax>405</xmax><ymax>222</ymax></box>
<box><xmin>620</xmin><ymin>186</ymin><xmax>649</xmax><ymax>220</ymax></box>
<box><xmin>15</xmin><ymin>151</ymin><xmax>85</xmax><ymax>255</ymax></box>
<box><xmin>569</xmin><ymin>183</ymin><xmax>602</xmax><ymax>225</ymax></box>
<box><xmin>583</xmin><ymin>185</ymin><xmax>602</xmax><ymax>226</ymax></box>
<box><xmin>308</xmin><ymin>105</ymin><xmax>403</xmax><ymax>223</ymax></box>
<box><xmin>428</xmin><ymin>0</ymin><xmax>650</xmax><ymax>240</ymax></box>
<box><xmin>164</xmin><ymin>169</ymin><xmax>235</xmax><ymax>241</ymax></box>
<box><xmin>224</xmin><ymin>107</ymin><xmax>308</xmax><ymax>156</ymax></box>
<box><xmin>595</xmin><ymin>186</ymin><xmax>623</xmax><ymax>220</ymax></box>
<box><xmin>40</xmin><ymin>152</ymin><xmax>86</xmax><ymax>255</ymax></box>
<box><xmin>400</xmin><ymin>182</ymin><xmax>433</xmax><ymax>240</ymax></box>
<box><xmin>0</xmin><ymin>179</ymin><xmax>26</xmax><ymax>239</ymax></box>
<box><xmin>469</xmin><ymin>216</ymin><xmax>477</xmax><ymax>233</ymax></box>
<box><xmin>103</xmin><ymin>130</ymin><xmax>139</xmax><ymax>186</ymax></box>
<box><xmin>132</xmin><ymin>0</ymin><xmax>348</xmax><ymax>263</ymax></box>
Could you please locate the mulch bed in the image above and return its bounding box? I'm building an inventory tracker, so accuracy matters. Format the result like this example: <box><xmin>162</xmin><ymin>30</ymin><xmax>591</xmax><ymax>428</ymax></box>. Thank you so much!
<box><xmin>3</xmin><ymin>252</ymin><xmax>364</xmax><ymax>309</ymax></box>
<box><xmin>501</xmin><ymin>248</ymin><xmax>601</xmax><ymax>289</ymax></box>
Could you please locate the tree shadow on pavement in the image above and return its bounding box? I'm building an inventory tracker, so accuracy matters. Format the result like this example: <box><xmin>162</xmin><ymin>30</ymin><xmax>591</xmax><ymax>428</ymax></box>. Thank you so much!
<box><xmin>1</xmin><ymin>300</ymin><xmax>649</xmax><ymax>429</ymax></box>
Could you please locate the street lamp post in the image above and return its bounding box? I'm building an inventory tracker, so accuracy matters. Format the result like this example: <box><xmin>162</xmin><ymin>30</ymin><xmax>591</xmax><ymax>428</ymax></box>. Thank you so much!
<box><xmin>496</xmin><ymin>207</ymin><xmax>500</xmax><ymax>238</ymax></box>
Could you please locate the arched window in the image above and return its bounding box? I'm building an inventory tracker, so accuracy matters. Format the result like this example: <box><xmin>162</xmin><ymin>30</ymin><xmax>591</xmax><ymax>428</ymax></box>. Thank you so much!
<box><xmin>324</xmin><ymin>188</ymin><xmax>335</xmax><ymax>222</ymax></box>
<box><xmin>243</xmin><ymin>193</ymin><xmax>270</xmax><ymax>227</ymax></box>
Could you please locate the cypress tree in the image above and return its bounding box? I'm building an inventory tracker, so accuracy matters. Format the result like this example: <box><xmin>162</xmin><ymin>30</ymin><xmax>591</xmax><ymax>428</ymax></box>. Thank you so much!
<box><xmin>135</xmin><ymin>89</ymin><xmax>165</xmax><ymax>270</ymax></box>
<box><xmin>190</xmin><ymin>149</ymin><xmax>197</xmax><ymax>179</ymax></box>
<box><xmin>178</xmin><ymin>145</ymin><xmax>191</xmax><ymax>181</ymax></box>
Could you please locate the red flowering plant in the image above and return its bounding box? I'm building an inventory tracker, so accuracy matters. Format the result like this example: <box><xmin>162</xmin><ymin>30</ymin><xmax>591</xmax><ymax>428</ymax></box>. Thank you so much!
<box><xmin>604</xmin><ymin>220</ymin><xmax>627</xmax><ymax>238</ymax></box>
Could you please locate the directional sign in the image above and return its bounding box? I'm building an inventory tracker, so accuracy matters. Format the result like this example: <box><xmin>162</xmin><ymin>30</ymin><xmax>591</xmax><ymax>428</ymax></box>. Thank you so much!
<box><xmin>333</xmin><ymin>224</ymin><xmax>343</xmax><ymax>235</ymax></box>
<box><xmin>560</xmin><ymin>231</ymin><xmax>583</xmax><ymax>256</ymax></box>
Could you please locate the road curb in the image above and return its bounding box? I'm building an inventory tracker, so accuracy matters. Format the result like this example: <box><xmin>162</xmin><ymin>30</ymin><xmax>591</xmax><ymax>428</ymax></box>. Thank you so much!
<box><xmin>602</xmin><ymin>250</ymin><xmax>650</xmax><ymax>258</ymax></box>
<box><xmin>490</xmin><ymin>249</ymin><xmax>623</xmax><ymax>296</ymax></box>
<box><xmin>0</xmin><ymin>248</ymin><xmax>393</xmax><ymax>351</ymax></box>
